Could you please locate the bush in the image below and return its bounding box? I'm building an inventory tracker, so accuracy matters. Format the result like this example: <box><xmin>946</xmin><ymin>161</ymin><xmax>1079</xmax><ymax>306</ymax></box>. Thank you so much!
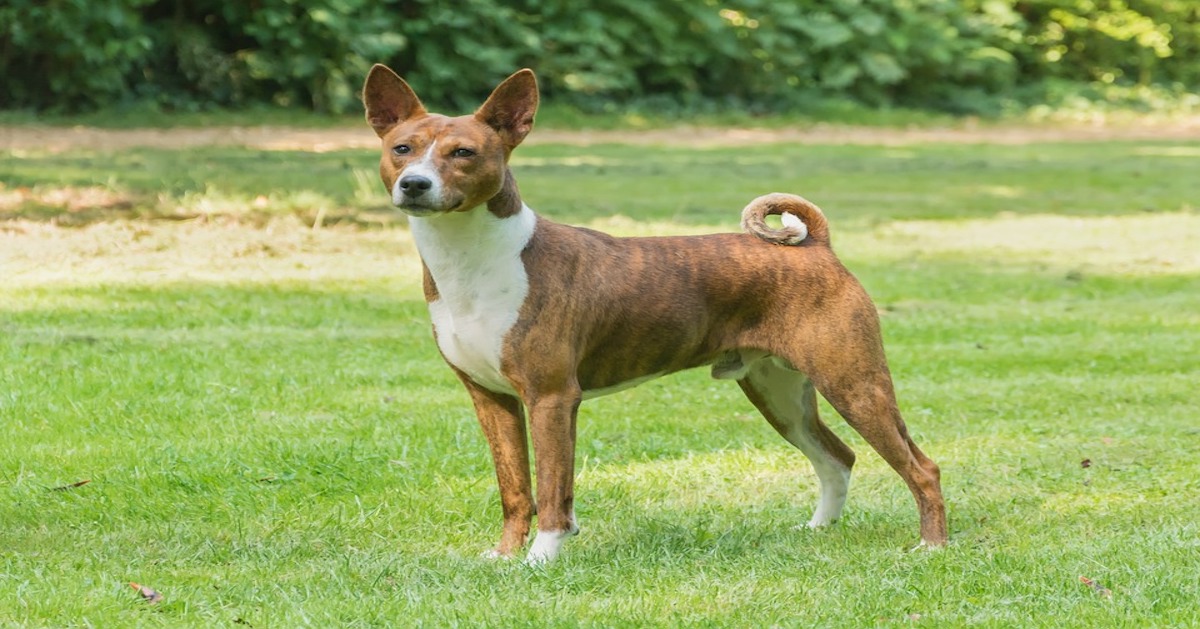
<box><xmin>1</xmin><ymin>0</ymin><xmax>1196</xmax><ymax>114</ymax></box>
<box><xmin>1</xmin><ymin>0</ymin><xmax>153</xmax><ymax>111</ymax></box>
<box><xmin>1003</xmin><ymin>0</ymin><xmax>1200</xmax><ymax>86</ymax></box>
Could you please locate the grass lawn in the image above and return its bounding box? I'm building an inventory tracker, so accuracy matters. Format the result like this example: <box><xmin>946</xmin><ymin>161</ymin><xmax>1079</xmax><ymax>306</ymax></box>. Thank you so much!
<box><xmin>2</xmin><ymin>131</ymin><xmax>1199</xmax><ymax>626</ymax></box>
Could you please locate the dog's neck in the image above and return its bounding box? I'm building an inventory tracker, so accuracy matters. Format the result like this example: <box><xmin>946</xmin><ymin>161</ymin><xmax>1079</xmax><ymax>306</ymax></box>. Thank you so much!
<box><xmin>486</xmin><ymin>167</ymin><xmax>525</xmax><ymax>219</ymax></box>
<box><xmin>408</xmin><ymin>165</ymin><xmax>536</xmax><ymax>311</ymax></box>
<box><xmin>408</xmin><ymin>169</ymin><xmax>537</xmax><ymax>395</ymax></box>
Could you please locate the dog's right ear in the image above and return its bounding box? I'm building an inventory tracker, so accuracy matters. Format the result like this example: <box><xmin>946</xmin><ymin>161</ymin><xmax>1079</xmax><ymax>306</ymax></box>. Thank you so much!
<box><xmin>475</xmin><ymin>69</ymin><xmax>539</xmax><ymax>151</ymax></box>
<box><xmin>363</xmin><ymin>64</ymin><xmax>427</xmax><ymax>137</ymax></box>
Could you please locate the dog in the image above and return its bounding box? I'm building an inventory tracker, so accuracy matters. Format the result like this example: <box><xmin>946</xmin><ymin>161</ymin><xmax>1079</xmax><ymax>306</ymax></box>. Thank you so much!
<box><xmin>362</xmin><ymin>65</ymin><xmax>947</xmax><ymax>563</ymax></box>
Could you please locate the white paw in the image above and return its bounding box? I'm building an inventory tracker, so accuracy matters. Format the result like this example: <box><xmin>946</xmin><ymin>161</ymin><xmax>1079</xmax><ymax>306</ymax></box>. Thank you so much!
<box><xmin>805</xmin><ymin>510</ymin><xmax>842</xmax><ymax>529</ymax></box>
<box><xmin>524</xmin><ymin>529</ymin><xmax>572</xmax><ymax>566</ymax></box>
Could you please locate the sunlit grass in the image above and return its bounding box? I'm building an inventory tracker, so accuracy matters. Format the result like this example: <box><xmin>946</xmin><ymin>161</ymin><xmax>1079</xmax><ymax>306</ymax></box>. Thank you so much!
<box><xmin>4</xmin><ymin>140</ymin><xmax>1198</xmax><ymax>227</ymax></box>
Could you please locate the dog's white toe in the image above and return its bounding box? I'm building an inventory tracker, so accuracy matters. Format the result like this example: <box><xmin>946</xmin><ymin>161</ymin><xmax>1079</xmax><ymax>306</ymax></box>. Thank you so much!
<box><xmin>524</xmin><ymin>529</ymin><xmax>573</xmax><ymax>566</ymax></box>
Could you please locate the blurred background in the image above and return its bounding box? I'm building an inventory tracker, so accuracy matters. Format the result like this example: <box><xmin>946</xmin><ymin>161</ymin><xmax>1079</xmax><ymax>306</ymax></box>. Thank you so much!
<box><xmin>2</xmin><ymin>0</ymin><xmax>1197</xmax><ymax>122</ymax></box>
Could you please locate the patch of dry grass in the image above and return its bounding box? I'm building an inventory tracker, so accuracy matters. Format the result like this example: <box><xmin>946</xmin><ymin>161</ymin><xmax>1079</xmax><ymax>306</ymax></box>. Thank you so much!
<box><xmin>5</xmin><ymin>208</ymin><xmax>1195</xmax><ymax>293</ymax></box>
<box><xmin>853</xmin><ymin>212</ymin><xmax>1200</xmax><ymax>276</ymax></box>
<box><xmin>1</xmin><ymin>218</ymin><xmax>420</xmax><ymax>288</ymax></box>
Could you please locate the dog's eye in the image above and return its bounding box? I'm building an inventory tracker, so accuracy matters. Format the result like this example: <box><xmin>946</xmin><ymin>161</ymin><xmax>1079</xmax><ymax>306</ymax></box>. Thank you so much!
<box><xmin>392</xmin><ymin>144</ymin><xmax>412</xmax><ymax>156</ymax></box>
<box><xmin>452</xmin><ymin>147</ymin><xmax>476</xmax><ymax>158</ymax></box>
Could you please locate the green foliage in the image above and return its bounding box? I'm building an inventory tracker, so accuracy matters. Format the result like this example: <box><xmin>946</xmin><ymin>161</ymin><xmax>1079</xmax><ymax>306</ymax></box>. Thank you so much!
<box><xmin>0</xmin><ymin>0</ymin><xmax>153</xmax><ymax>110</ymax></box>
<box><xmin>132</xmin><ymin>0</ymin><xmax>408</xmax><ymax>112</ymax></box>
<box><xmin>1002</xmin><ymin>0</ymin><xmax>1200</xmax><ymax>86</ymax></box>
<box><xmin>1</xmin><ymin>0</ymin><xmax>1197</xmax><ymax>114</ymax></box>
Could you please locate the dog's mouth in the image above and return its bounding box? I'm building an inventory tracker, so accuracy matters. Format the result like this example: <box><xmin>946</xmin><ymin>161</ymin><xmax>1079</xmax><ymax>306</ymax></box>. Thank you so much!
<box><xmin>396</xmin><ymin>201</ymin><xmax>442</xmax><ymax>217</ymax></box>
<box><xmin>396</xmin><ymin>196</ymin><xmax>466</xmax><ymax>216</ymax></box>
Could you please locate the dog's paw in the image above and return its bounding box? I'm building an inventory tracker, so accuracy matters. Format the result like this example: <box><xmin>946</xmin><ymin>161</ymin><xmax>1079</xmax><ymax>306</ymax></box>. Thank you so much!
<box><xmin>524</xmin><ymin>529</ymin><xmax>572</xmax><ymax>566</ymax></box>
<box><xmin>481</xmin><ymin>548</ymin><xmax>515</xmax><ymax>560</ymax></box>
<box><xmin>791</xmin><ymin>519</ymin><xmax>834</xmax><ymax>533</ymax></box>
<box><xmin>804</xmin><ymin>512</ymin><xmax>841</xmax><ymax>529</ymax></box>
<box><xmin>909</xmin><ymin>539</ymin><xmax>947</xmax><ymax>552</ymax></box>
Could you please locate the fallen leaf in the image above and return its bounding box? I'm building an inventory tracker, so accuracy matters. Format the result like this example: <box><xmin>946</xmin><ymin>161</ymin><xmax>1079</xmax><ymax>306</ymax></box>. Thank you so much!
<box><xmin>1079</xmin><ymin>575</ymin><xmax>1112</xmax><ymax>598</ymax></box>
<box><xmin>130</xmin><ymin>582</ymin><xmax>164</xmax><ymax>604</ymax></box>
<box><xmin>50</xmin><ymin>479</ymin><xmax>91</xmax><ymax>491</ymax></box>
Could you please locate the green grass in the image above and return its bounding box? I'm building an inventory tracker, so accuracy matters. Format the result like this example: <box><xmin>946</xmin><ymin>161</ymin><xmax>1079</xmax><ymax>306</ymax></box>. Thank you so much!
<box><xmin>0</xmin><ymin>100</ymin><xmax>962</xmax><ymax>131</ymax></box>
<box><xmin>2</xmin><ymin>133</ymin><xmax>1199</xmax><ymax>627</ymax></box>
<box><xmin>3</xmin><ymin>141</ymin><xmax>1197</xmax><ymax>226</ymax></box>
<box><xmin>3</xmin><ymin>78</ymin><xmax>1197</xmax><ymax>130</ymax></box>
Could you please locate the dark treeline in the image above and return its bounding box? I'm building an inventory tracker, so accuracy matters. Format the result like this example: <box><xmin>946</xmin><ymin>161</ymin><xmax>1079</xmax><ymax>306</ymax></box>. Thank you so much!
<box><xmin>2</xmin><ymin>0</ymin><xmax>1197</xmax><ymax>115</ymax></box>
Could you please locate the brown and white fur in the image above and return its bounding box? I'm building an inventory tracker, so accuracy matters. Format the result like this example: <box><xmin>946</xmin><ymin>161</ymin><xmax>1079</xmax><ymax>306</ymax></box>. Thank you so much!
<box><xmin>363</xmin><ymin>65</ymin><xmax>948</xmax><ymax>564</ymax></box>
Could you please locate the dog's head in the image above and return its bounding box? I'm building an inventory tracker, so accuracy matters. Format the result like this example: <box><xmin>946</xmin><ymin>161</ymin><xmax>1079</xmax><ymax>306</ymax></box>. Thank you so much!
<box><xmin>363</xmin><ymin>65</ymin><xmax>538</xmax><ymax>216</ymax></box>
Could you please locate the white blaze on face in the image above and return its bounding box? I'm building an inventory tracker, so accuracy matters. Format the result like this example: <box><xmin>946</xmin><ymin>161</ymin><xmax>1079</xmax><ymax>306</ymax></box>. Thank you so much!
<box><xmin>409</xmin><ymin>204</ymin><xmax>537</xmax><ymax>395</ymax></box>
<box><xmin>391</xmin><ymin>140</ymin><xmax>445</xmax><ymax>207</ymax></box>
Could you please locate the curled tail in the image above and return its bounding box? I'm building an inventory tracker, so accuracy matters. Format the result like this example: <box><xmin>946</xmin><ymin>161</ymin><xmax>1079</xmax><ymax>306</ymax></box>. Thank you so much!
<box><xmin>740</xmin><ymin>193</ymin><xmax>830</xmax><ymax>246</ymax></box>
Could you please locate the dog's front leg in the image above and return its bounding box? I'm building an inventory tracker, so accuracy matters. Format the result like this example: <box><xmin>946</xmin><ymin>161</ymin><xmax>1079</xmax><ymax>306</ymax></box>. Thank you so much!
<box><xmin>460</xmin><ymin>376</ymin><xmax>534</xmax><ymax>559</ymax></box>
<box><xmin>524</xmin><ymin>387</ymin><xmax>582</xmax><ymax>564</ymax></box>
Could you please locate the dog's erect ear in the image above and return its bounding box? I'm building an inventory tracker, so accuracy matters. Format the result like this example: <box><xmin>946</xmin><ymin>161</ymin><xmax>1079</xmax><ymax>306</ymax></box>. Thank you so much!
<box><xmin>363</xmin><ymin>64</ymin><xmax>426</xmax><ymax>137</ymax></box>
<box><xmin>475</xmin><ymin>69</ymin><xmax>539</xmax><ymax>150</ymax></box>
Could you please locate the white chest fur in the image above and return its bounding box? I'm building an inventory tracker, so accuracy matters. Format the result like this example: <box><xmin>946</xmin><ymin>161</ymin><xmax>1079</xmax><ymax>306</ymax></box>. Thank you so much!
<box><xmin>409</xmin><ymin>205</ymin><xmax>537</xmax><ymax>395</ymax></box>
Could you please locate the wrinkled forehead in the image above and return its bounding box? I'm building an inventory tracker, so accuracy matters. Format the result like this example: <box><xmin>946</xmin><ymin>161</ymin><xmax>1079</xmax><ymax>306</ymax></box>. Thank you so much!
<box><xmin>382</xmin><ymin>113</ymin><xmax>500</xmax><ymax>147</ymax></box>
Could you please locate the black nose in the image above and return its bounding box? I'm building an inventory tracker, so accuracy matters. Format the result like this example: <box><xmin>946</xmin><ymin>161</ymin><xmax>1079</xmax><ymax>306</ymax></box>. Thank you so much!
<box><xmin>399</xmin><ymin>175</ymin><xmax>432</xmax><ymax>197</ymax></box>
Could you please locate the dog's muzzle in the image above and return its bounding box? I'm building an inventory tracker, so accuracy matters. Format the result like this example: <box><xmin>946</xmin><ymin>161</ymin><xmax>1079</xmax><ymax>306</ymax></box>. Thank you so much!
<box><xmin>398</xmin><ymin>175</ymin><xmax>433</xmax><ymax>199</ymax></box>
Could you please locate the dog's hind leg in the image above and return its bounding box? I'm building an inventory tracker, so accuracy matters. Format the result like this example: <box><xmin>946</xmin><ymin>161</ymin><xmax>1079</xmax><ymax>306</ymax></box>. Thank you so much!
<box><xmin>814</xmin><ymin>365</ymin><xmax>946</xmax><ymax>546</ymax></box>
<box><xmin>738</xmin><ymin>357</ymin><xmax>856</xmax><ymax>528</ymax></box>
<box><xmin>828</xmin><ymin>382</ymin><xmax>946</xmax><ymax>546</ymax></box>
<box><xmin>781</xmin><ymin>304</ymin><xmax>948</xmax><ymax>546</ymax></box>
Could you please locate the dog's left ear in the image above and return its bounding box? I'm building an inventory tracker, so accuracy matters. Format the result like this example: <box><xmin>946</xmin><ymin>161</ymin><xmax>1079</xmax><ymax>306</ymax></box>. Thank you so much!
<box><xmin>363</xmin><ymin>64</ymin><xmax>427</xmax><ymax>138</ymax></box>
<box><xmin>475</xmin><ymin>69</ymin><xmax>539</xmax><ymax>150</ymax></box>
